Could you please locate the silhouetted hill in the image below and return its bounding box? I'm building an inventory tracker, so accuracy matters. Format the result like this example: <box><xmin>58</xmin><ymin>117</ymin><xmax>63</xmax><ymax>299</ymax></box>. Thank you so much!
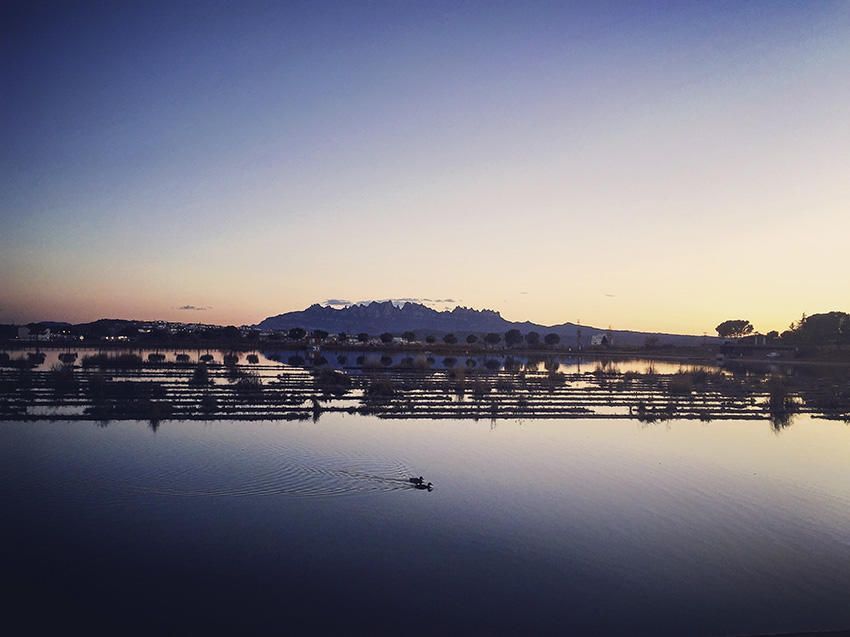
<box><xmin>256</xmin><ymin>301</ymin><xmax>711</xmax><ymax>347</ymax></box>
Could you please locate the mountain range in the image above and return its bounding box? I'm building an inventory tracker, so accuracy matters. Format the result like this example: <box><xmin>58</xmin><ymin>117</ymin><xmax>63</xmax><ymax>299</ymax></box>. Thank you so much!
<box><xmin>256</xmin><ymin>301</ymin><xmax>711</xmax><ymax>347</ymax></box>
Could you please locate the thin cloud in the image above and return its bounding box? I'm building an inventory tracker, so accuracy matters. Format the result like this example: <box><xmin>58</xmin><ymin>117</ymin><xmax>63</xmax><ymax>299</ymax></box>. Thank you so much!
<box><xmin>323</xmin><ymin>299</ymin><xmax>353</xmax><ymax>306</ymax></box>
<box><xmin>177</xmin><ymin>304</ymin><xmax>211</xmax><ymax>311</ymax></box>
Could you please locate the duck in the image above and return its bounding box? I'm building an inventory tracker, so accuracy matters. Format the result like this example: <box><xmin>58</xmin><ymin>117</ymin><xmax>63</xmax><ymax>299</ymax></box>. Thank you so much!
<box><xmin>408</xmin><ymin>476</ymin><xmax>424</xmax><ymax>485</ymax></box>
<box><xmin>414</xmin><ymin>482</ymin><xmax>433</xmax><ymax>491</ymax></box>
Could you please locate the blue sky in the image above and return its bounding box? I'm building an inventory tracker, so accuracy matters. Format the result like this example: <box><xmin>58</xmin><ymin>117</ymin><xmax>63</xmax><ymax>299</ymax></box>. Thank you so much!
<box><xmin>2</xmin><ymin>1</ymin><xmax>849</xmax><ymax>332</ymax></box>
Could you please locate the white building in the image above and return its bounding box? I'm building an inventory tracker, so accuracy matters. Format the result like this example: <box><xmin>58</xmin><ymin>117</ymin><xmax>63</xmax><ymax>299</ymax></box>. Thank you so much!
<box><xmin>591</xmin><ymin>333</ymin><xmax>613</xmax><ymax>347</ymax></box>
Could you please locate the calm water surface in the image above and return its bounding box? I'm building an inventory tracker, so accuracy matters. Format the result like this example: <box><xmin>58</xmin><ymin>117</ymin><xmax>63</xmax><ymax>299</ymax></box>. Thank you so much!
<box><xmin>3</xmin><ymin>414</ymin><xmax>850</xmax><ymax>635</ymax></box>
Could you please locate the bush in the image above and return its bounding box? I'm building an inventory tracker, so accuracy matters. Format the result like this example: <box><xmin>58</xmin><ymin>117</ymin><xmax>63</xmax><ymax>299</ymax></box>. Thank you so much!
<box><xmin>313</xmin><ymin>369</ymin><xmax>352</xmax><ymax>396</ymax></box>
<box><xmin>365</xmin><ymin>379</ymin><xmax>396</xmax><ymax>399</ymax></box>
<box><xmin>668</xmin><ymin>373</ymin><xmax>694</xmax><ymax>396</ymax></box>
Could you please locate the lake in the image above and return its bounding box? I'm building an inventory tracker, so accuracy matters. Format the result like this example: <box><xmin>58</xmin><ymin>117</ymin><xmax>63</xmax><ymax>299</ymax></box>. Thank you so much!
<box><xmin>3</xmin><ymin>412</ymin><xmax>850</xmax><ymax>635</ymax></box>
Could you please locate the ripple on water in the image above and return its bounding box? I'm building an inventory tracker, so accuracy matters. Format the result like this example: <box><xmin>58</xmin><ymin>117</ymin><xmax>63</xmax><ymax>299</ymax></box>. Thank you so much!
<box><xmin>123</xmin><ymin>454</ymin><xmax>424</xmax><ymax>499</ymax></box>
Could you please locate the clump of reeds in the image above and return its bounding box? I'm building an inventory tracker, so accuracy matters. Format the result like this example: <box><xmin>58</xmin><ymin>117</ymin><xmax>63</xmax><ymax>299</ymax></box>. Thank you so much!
<box><xmin>189</xmin><ymin>363</ymin><xmax>211</xmax><ymax>386</ymax></box>
<box><xmin>313</xmin><ymin>369</ymin><xmax>352</xmax><ymax>397</ymax></box>
<box><xmin>503</xmin><ymin>357</ymin><xmax>522</xmax><ymax>372</ymax></box>
<box><xmin>234</xmin><ymin>371</ymin><xmax>263</xmax><ymax>396</ymax></box>
<box><xmin>49</xmin><ymin>363</ymin><xmax>77</xmax><ymax>396</ymax></box>
<box><xmin>543</xmin><ymin>371</ymin><xmax>566</xmax><ymax>391</ymax></box>
<box><xmin>668</xmin><ymin>373</ymin><xmax>694</xmax><ymax>396</ymax></box>
<box><xmin>85</xmin><ymin>377</ymin><xmax>166</xmax><ymax>401</ymax></box>
<box><xmin>471</xmin><ymin>379</ymin><xmax>491</xmax><ymax>398</ymax></box>
<box><xmin>364</xmin><ymin>378</ymin><xmax>396</xmax><ymax>399</ymax></box>
<box><xmin>766</xmin><ymin>375</ymin><xmax>796</xmax><ymax>429</ymax></box>
<box><xmin>199</xmin><ymin>394</ymin><xmax>218</xmax><ymax>415</ymax></box>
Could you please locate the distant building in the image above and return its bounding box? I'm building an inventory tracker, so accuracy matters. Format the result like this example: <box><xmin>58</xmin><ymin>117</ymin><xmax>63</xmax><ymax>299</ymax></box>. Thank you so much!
<box><xmin>591</xmin><ymin>334</ymin><xmax>613</xmax><ymax>347</ymax></box>
<box><xmin>17</xmin><ymin>326</ymin><xmax>53</xmax><ymax>341</ymax></box>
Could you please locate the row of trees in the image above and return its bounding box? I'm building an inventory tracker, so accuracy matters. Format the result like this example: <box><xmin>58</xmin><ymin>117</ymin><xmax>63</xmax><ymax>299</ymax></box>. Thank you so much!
<box><xmin>283</xmin><ymin>327</ymin><xmax>564</xmax><ymax>347</ymax></box>
<box><xmin>716</xmin><ymin>312</ymin><xmax>850</xmax><ymax>348</ymax></box>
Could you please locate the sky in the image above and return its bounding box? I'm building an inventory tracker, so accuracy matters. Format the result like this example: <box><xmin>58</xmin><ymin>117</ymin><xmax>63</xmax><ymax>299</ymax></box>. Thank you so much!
<box><xmin>2</xmin><ymin>0</ymin><xmax>849</xmax><ymax>335</ymax></box>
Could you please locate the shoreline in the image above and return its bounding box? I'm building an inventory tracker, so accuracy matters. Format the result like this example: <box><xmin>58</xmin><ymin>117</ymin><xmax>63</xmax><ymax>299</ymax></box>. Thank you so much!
<box><xmin>3</xmin><ymin>340</ymin><xmax>849</xmax><ymax>368</ymax></box>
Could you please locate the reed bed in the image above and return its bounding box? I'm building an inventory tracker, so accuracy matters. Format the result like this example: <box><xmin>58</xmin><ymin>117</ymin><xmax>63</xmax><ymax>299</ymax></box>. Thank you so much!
<box><xmin>1</xmin><ymin>359</ymin><xmax>848</xmax><ymax>426</ymax></box>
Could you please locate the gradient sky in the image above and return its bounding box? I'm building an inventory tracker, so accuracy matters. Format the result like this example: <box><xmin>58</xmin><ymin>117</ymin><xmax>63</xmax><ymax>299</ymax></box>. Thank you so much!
<box><xmin>2</xmin><ymin>1</ymin><xmax>849</xmax><ymax>334</ymax></box>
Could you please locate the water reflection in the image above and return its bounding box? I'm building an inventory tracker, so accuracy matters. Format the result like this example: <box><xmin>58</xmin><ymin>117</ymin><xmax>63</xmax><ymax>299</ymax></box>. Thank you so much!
<box><xmin>2</xmin><ymin>415</ymin><xmax>850</xmax><ymax>634</ymax></box>
<box><xmin>2</xmin><ymin>348</ymin><xmax>849</xmax><ymax>425</ymax></box>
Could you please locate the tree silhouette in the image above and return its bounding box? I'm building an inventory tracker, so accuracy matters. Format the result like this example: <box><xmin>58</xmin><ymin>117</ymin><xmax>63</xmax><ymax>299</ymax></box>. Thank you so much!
<box><xmin>466</xmin><ymin>334</ymin><xmax>478</xmax><ymax>344</ymax></box>
<box><xmin>380</xmin><ymin>332</ymin><xmax>394</xmax><ymax>344</ymax></box>
<box><xmin>484</xmin><ymin>332</ymin><xmax>501</xmax><ymax>346</ymax></box>
<box><xmin>504</xmin><ymin>329</ymin><xmax>523</xmax><ymax>347</ymax></box>
<box><xmin>402</xmin><ymin>331</ymin><xmax>416</xmax><ymax>343</ymax></box>
<box><xmin>715</xmin><ymin>320</ymin><xmax>754</xmax><ymax>338</ymax></box>
<box><xmin>288</xmin><ymin>327</ymin><xmax>306</xmax><ymax>340</ymax></box>
<box><xmin>357</xmin><ymin>332</ymin><xmax>369</xmax><ymax>343</ymax></box>
<box><xmin>443</xmin><ymin>333</ymin><xmax>457</xmax><ymax>345</ymax></box>
<box><xmin>544</xmin><ymin>333</ymin><xmax>561</xmax><ymax>347</ymax></box>
<box><xmin>525</xmin><ymin>331</ymin><xmax>540</xmax><ymax>346</ymax></box>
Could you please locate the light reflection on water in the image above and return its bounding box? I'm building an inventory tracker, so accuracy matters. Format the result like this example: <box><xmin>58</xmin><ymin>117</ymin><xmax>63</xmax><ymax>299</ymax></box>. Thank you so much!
<box><xmin>2</xmin><ymin>414</ymin><xmax>850</xmax><ymax>634</ymax></box>
<box><xmin>3</xmin><ymin>346</ymin><xmax>712</xmax><ymax>375</ymax></box>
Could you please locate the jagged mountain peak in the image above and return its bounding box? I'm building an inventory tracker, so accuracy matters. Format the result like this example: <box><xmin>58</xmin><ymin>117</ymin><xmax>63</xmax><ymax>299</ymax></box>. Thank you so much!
<box><xmin>255</xmin><ymin>301</ymin><xmax>708</xmax><ymax>347</ymax></box>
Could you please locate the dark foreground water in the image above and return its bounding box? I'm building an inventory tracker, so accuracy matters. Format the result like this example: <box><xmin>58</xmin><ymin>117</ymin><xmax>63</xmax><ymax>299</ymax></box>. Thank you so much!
<box><xmin>2</xmin><ymin>415</ymin><xmax>850</xmax><ymax>635</ymax></box>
